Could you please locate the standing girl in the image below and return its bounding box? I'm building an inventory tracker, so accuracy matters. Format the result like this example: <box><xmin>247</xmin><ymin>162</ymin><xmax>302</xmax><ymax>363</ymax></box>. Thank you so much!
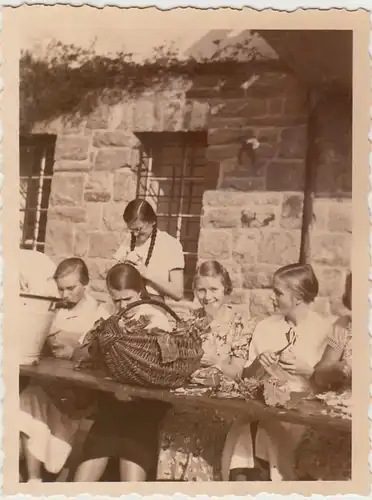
<box><xmin>224</xmin><ymin>263</ymin><xmax>330</xmax><ymax>482</ymax></box>
<box><xmin>114</xmin><ymin>199</ymin><xmax>185</xmax><ymax>302</ymax></box>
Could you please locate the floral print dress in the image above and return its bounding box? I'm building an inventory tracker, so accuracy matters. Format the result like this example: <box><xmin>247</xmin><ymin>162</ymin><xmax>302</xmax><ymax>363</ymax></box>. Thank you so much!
<box><xmin>157</xmin><ymin>305</ymin><xmax>256</xmax><ymax>481</ymax></box>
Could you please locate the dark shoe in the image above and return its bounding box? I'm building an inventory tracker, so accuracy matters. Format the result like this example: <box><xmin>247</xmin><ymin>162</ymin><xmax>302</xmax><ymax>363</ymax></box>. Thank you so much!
<box><xmin>229</xmin><ymin>467</ymin><xmax>269</xmax><ymax>481</ymax></box>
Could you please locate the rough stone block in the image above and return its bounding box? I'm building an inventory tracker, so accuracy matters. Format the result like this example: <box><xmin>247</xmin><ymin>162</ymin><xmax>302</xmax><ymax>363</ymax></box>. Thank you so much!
<box><xmin>278</xmin><ymin>126</ymin><xmax>307</xmax><ymax>159</ymax></box>
<box><xmin>241</xmin><ymin>208</ymin><xmax>277</xmax><ymax>229</ymax></box>
<box><xmin>283</xmin><ymin>91</ymin><xmax>308</xmax><ymax>116</ymax></box>
<box><xmin>266</xmin><ymin>160</ymin><xmax>305</xmax><ymax>191</ymax></box>
<box><xmin>45</xmin><ymin>221</ymin><xmax>74</xmax><ymax>256</ymax></box>
<box><xmin>86</xmin><ymin>203</ymin><xmax>103</xmax><ymax>231</ymax></box>
<box><xmin>311</xmin><ymin>233</ymin><xmax>351</xmax><ymax>267</ymax></box>
<box><xmin>242</xmin><ymin>265</ymin><xmax>276</xmax><ymax>289</ymax></box>
<box><xmin>314</xmin><ymin>163</ymin><xmax>340</xmax><ymax>195</ymax></box>
<box><xmin>158</xmin><ymin>99</ymin><xmax>185</xmax><ymax>131</ymax></box>
<box><xmin>232</xmin><ymin>230</ymin><xmax>259</xmax><ymax>265</ymax></box>
<box><xmin>327</xmin><ymin>202</ymin><xmax>352</xmax><ymax>233</ymax></box>
<box><xmin>311</xmin><ymin>199</ymin><xmax>330</xmax><ymax>231</ymax></box>
<box><xmin>48</xmin><ymin>207</ymin><xmax>87</xmax><ymax>224</ymax></box>
<box><xmin>258</xmin><ymin>230</ymin><xmax>301</xmax><ymax>265</ymax></box>
<box><xmin>118</xmin><ymin>102</ymin><xmax>136</xmax><ymax>130</ymax></box>
<box><xmin>90</xmin><ymin>279</ymin><xmax>108</xmax><ymax>294</ymax></box>
<box><xmin>73</xmin><ymin>231</ymin><xmax>90</xmax><ymax>258</ymax></box>
<box><xmin>208</xmin><ymin>116</ymin><xmax>249</xmax><ymax>130</ymax></box>
<box><xmin>86</xmin><ymin>258</ymin><xmax>116</xmax><ymax>281</ymax></box>
<box><xmin>55</xmin><ymin>136</ymin><xmax>90</xmax><ymax>162</ymax></box>
<box><xmin>210</xmin><ymin>98</ymin><xmax>267</xmax><ymax>119</ymax></box>
<box><xmin>198</xmin><ymin>230</ymin><xmax>231</xmax><ymax>261</ymax></box>
<box><xmin>267</xmin><ymin>97</ymin><xmax>284</xmax><ymax>115</ymax></box>
<box><xmin>86</xmin><ymin>105</ymin><xmax>110</xmax><ymax>129</ymax></box>
<box><xmin>249</xmin><ymin>289</ymin><xmax>275</xmax><ymax>319</ymax></box>
<box><xmin>133</xmin><ymin>100</ymin><xmax>156</xmax><ymax>131</ymax></box>
<box><xmin>216</xmin><ymin>260</ymin><xmax>243</xmax><ymax>289</ymax></box>
<box><xmin>313</xmin><ymin>265</ymin><xmax>345</xmax><ymax>297</ymax></box>
<box><xmin>102</xmin><ymin>203</ymin><xmax>127</xmax><ymax>232</ymax></box>
<box><xmin>203</xmin><ymin>190</ymin><xmax>281</xmax><ymax>208</ymax></box>
<box><xmin>220</xmin><ymin>177</ymin><xmax>265</xmax><ymax>191</ymax></box>
<box><xmin>89</xmin><ymin>232</ymin><xmax>123</xmax><ymax>259</ymax></box>
<box><xmin>201</xmin><ymin>209</ymin><xmax>240</xmax><ymax>229</ymax></box>
<box><xmin>208</xmin><ymin>128</ymin><xmax>245</xmax><ymax>146</ymax></box>
<box><xmin>93</xmin><ymin>131</ymin><xmax>140</xmax><ymax>149</ymax></box>
<box><xmin>54</xmin><ymin>161</ymin><xmax>91</xmax><ymax>172</ymax></box>
<box><xmin>85</xmin><ymin>171</ymin><xmax>113</xmax><ymax>202</ymax></box>
<box><xmin>207</xmin><ymin>144</ymin><xmax>241</xmax><ymax>163</ymax></box>
<box><xmin>280</xmin><ymin>193</ymin><xmax>304</xmax><ymax>230</ymax></box>
<box><xmin>94</xmin><ymin>149</ymin><xmax>132</xmax><ymax>170</ymax></box>
<box><xmin>113</xmin><ymin>170</ymin><xmax>138</xmax><ymax>202</ymax></box>
<box><xmin>50</xmin><ymin>174</ymin><xmax>84</xmax><ymax>207</ymax></box>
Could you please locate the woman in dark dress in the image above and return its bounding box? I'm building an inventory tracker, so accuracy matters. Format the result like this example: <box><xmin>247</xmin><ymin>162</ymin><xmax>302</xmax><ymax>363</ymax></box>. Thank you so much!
<box><xmin>73</xmin><ymin>263</ymin><xmax>172</xmax><ymax>482</ymax></box>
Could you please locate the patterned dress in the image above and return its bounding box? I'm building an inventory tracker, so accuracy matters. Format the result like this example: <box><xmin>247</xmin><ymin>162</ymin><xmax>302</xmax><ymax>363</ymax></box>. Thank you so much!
<box><xmin>294</xmin><ymin>315</ymin><xmax>352</xmax><ymax>480</ymax></box>
<box><xmin>157</xmin><ymin>305</ymin><xmax>256</xmax><ymax>481</ymax></box>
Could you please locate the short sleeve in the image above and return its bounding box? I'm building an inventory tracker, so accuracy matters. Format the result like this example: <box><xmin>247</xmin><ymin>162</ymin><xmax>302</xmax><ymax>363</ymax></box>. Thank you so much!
<box><xmin>327</xmin><ymin>317</ymin><xmax>349</xmax><ymax>354</ymax></box>
<box><xmin>167</xmin><ymin>237</ymin><xmax>185</xmax><ymax>271</ymax></box>
<box><xmin>244</xmin><ymin>322</ymin><xmax>264</xmax><ymax>368</ymax></box>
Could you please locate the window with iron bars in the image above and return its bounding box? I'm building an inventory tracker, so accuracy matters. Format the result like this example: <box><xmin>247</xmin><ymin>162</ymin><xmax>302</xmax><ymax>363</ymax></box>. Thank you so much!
<box><xmin>135</xmin><ymin>132</ymin><xmax>218</xmax><ymax>299</ymax></box>
<box><xmin>20</xmin><ymin>135</ymin><xmax>56</xmax><ymax>252</ymax></box>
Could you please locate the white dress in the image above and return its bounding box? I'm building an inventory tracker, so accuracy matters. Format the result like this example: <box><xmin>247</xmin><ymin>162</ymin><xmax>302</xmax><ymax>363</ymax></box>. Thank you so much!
<box><xmin>19</xmin><ymin>293</ymin><xmax>107</xmax><ymax>474</ymax></box>
<box><xmin>226</xmin><ymin>310</ymin><xmax>330</xmax><ymax>481</ymax></box>
<box><xmin>114</xmin><ymin>229</ymin><xmax>185</xmax><ymax>297</ymax></box>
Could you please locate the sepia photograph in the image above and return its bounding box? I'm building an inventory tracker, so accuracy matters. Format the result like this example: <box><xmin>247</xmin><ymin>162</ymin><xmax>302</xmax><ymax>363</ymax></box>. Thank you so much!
<box><xmin>1</xmin><ymin>6</ymin><xmax>370</xmax><ymax>497</ymax></box>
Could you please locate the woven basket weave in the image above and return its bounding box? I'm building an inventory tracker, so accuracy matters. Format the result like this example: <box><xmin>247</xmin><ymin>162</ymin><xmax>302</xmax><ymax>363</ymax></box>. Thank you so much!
<box><xmin>82</xmin><ymin>299</ymin><xmax>204</xmax><ymax>389</ymax></box>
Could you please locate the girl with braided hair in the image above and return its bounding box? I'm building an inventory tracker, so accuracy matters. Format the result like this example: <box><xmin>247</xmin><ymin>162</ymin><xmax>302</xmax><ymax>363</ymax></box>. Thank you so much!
<box><xmin>114</xmin><ymin>199</ymin><xmax>185</xmax><ymax>302</ymax></box>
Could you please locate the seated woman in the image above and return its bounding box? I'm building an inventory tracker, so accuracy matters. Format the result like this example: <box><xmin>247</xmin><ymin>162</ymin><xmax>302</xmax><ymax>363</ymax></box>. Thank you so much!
<box><xmin>225</xmin><ymin>263</ymin><xmax>330</xmax><ymax>482</ymax></box>
<box><xmin>313</xmin><ymin>272</ymin><xmax>352</xmax><ymax>391</ymax></box>
<box><xmin>157</xmin><ymin>260</ymin><xmax>256</xmax><ymax>481</ymax></box>
<box><xmin>73</xmin><ymin>263</ymin><xmax>173</xmax><ymax>482</ymax></box>
<box><xmin>294</xmin><ymin>272</ymin><xmax>352</xmax><ymax>481</ymax></box>
<box><xmin>20</xmin><ymin>258</ymin><xmax>104</xmax><ymax>483</ymax></box>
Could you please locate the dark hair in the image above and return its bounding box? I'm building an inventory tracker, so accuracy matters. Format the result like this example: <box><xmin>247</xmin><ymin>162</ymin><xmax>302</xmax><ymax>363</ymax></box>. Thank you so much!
<box><xmin>343</xmin><ymin>272</ymin><xmax>352</xmax><ymax>311</ymax></box>
<box><xmin>106</xmin><ymin>263</ymin><xmax>148</xmax><ymax>299</ymax></box>
<box><xmin>123</xmin><ymin>199</ymin><xmax>157</xmax><ymax>267</ymax></box>
<box><xmin>53</xmin><ymin>258</ymin><xmax>89</xmax><ymax>286</ymax></box>
<box><xmin>274</xmin><ymin>263</ymin><xmax>319</xmax><ymax>304</ymax></box>
<box><xmin>193</xmin><ymin>260</ymin><xmax>233</xmax><ymax>296</ymax></box>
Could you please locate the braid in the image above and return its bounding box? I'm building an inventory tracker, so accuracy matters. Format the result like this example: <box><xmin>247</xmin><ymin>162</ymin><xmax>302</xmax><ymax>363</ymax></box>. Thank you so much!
<box><xmin>145</xmin><ymin>224</ymin><xmax>157</xmax><ymax>266</ymax></box>
<box><xmin>130</xmin><ymin>232</ymin><xmax>136</xmax><ymax>251</ymax></box>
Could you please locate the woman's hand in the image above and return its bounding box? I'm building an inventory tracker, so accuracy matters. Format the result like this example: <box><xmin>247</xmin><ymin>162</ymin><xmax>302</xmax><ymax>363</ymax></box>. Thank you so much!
<box><xmin>278</xmin><ymin>355</ymin><xmax>314</xmax><ymax>377</ymax></box>
<box><xmin>48</xmin><ymin>331</ymin><xmax>79</xmax><ymax>360</ymax></box>
<box><xmin>258</xmin><ymin>351</ymin><xmax>279</xmax><ymax>370</ymax></box>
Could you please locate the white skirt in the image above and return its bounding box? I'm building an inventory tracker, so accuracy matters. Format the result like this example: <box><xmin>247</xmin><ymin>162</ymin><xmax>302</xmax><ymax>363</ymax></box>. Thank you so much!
<box><xmin>222</xmin><ymin>416</ymin><xmax>306</xmax><ymax>481</ymax></box>
<box><xmin>20</xmin><ymin>384</ymin><xmax>81</xmax><ymax>474</ymax></box>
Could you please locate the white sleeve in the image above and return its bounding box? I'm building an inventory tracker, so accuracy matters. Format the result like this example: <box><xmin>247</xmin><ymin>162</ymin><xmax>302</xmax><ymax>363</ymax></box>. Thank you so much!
<box><xmin>78</xmin><ymin>305</ymin><xmax>111</xmax><ymax>345</ymax></box>
<box><xmin>168</xmin><ymin>237</ymin><xmax>185</xmax><ymax>271</ymax></box>
<box><xmin>244</xmin><ymin>323</ymin><xmax>263</xmax><ymax>368</ymax></box>
<box><xmin>113</xmin><ymin>242</ymin><xmax>129</xmax><ymax>262</ymax></box>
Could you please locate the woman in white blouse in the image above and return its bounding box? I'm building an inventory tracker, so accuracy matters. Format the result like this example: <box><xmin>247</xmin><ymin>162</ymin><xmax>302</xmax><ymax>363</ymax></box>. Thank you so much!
<box><xmin>114</xmin><ymin>199</ymin><xmax>185</xmax><ymax>302</ymax></box>
<box><xmin>223</xmin><ymin>263</ymin><xmax>330</xmax><ymax>482</ymax></box>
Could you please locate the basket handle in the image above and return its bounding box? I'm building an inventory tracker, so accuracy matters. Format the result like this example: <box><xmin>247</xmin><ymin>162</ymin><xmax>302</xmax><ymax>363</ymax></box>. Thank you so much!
<box><xmin>117</xmin><ymin>298</ymin><xmax>182</xmax><ymax>323</ymax></box>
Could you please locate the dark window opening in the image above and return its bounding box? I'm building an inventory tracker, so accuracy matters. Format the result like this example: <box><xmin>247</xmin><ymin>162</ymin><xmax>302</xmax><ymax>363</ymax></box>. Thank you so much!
<box><xmin>19</xmin><ymin>134</ymin><xmax>56</xmax><ymax>252</ymax></box>
<box><xmin>135</xmin><ymin>132</ymin><xmax>217</xmax><ymax>299</ymax></box>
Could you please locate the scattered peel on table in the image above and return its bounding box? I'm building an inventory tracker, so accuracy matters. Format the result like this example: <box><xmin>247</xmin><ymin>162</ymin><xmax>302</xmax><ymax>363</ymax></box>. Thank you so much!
<box><xmin>313</xmin><ymin>389</ymin><xmax>352</xmax><ymax>419</ymax></box>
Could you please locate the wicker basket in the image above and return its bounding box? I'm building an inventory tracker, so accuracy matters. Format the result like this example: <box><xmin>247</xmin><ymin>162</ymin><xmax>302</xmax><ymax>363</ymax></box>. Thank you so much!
<box><xmin>81</xmin><ymin>299</ymin><xmax>204</xmax><ymax>389</ymax></box>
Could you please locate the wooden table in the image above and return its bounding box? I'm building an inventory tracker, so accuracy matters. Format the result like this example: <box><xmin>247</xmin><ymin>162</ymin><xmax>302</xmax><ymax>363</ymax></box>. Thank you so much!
<box><xmin>20</xmin><ymin>358</ymin><xmax>351</xmax><ymax>432</ymax></box>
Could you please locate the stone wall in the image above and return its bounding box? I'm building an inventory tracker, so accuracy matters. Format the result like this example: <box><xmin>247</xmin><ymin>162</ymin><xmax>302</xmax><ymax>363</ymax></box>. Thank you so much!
<box><xmin>31</xmin><ymin>64</ymin><xmax>351</xmax><ymax>317</ymax></box>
